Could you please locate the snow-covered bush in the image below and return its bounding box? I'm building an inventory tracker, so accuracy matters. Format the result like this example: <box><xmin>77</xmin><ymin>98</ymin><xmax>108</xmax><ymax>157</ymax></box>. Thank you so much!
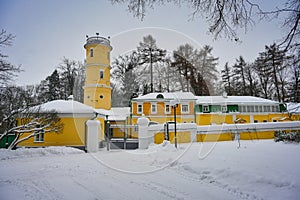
<box><xmin>274</xmin><ymin>130</ymin><xmax>300</xmax><ymax>143</ymax></box>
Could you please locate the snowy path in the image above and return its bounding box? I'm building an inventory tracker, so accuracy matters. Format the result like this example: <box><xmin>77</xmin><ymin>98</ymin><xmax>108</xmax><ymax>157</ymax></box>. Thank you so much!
<box><xmin>0</xmin><ymin>141</ymin><xmax>299</xmax><ymax>200</ymax></box>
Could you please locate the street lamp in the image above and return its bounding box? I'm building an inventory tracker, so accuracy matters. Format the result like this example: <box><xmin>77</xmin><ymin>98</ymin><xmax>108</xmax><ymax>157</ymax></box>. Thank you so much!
<box><xmin>170</xmin><ymin>99</ymin><xmax>179</xmax><ymax>148</ymax></box>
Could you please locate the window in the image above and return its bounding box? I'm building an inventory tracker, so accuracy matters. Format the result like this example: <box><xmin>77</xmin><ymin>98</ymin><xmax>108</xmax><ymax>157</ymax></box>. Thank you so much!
<box><xmin>137</xmin><ymin>103</ymin><xmax>143</xmax><ymax>114</ymax></box>
<box><xmin>165</xmin><ymin>104</ymin><xmax>171</xmax><ymax>114</ymax></box>
<box><xmin>151</xmin><ymin>103</ymin><xmax>157</xmax><ymax>114</ymax></box>
<box><xmin>248</xmin><ymin>105</ymin><xmax>254</xmax><ymax>112</ymax></box>
<box><xmin>263</xmin><ymin>120</ymin><xmax>268</xmax><ymax>123</ymax></box>
<box><xmin>100</xmin><ymin>70</ymin><xmax>104</xmax><ymax>79</ymax></box>
<box><xmin>34</xmin><ymin>124</ymin><xmax>44</xmax><ymax>142</ymax></box>
<box><xmin>181</xmin><ymin>104</ymin><xmax>189</xmax><ymax>113</ymax></box>
<box><xmin>100</xmin><ymin>95</ymin><xmax>104</xmax><ymax>99</ymax></box>
<box><xmin>90</xmin><ymin>48</ymin><xmax>94</xmax><ymax>57</ymax></box>
<box><xmin>221</xmin><ymin>105</ymin><xmax>227</xmax><ymax>113</ymax></box>
<box><xmin>203</xmin><ymin>105</ymin><xmax>209</xmax><ymax>113</ymax></box>
<box><xmin>254</xmin><ymin>120</ymin><xmax>258</xmax><ymax>123</ymax></box>
<box><xmin>107</xmin><ymin>52</ymin><xmax>110</xmax><ymax>60</ymax></box>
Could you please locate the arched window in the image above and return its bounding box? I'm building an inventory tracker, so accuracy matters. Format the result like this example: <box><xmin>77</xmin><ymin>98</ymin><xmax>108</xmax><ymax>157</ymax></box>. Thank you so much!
<box><xmin>156</xmin><ymin>94</ymin><xmax>164</xmax><ymax>99</ymax></box>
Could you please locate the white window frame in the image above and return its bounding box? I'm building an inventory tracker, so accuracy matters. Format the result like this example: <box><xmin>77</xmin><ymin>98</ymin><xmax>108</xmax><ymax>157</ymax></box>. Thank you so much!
<box><xmin>181</xmin><ymin>104</ymin><xmax>189</xmax><ymax>113</ymax></box>
<box><xmin>34</xmin><ymin>126</ymin><xmax>44</xmax><ymax>143</ymax></box>
<box><xmin>221</xmin><ymin>105</ymin><xmax>227</xmax><ymax>113</ymax></box>
<box><xmin>203</xmin><ymin>105</ymin><xmax>209</xmax><ymax>112</ymax></box>
<box><xmin>165</xmin><ymin>104</ymin><xmax>171</xmax><ymax>114</ymax></box>
<box><xmin>137</xmin><ymin>103</ymin><xmax>143</xmax><ymax>114</ymax></box>
<box><xmin>100</xmin><ymin>70</ymin><xmax>104</xmax><ymax>79</ymax></box>
<box><xmin>151</xmin><ymin>103</ymin><xmax>157</xmax><ymax>114</ymax></box>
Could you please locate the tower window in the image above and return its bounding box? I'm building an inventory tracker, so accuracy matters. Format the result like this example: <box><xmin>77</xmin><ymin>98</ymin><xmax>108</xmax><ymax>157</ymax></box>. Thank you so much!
<box><xmin>90</xmin><ymin>48</ymin><xmax>94</xmax><ymax>57</ymax></box>
<box><xmin>100</xmin><ymin>70</ymin><xmax>104</xmax><ymax>79</ymax></box>
<box><xmin>100</xmin><ymin>95</ymin><xmax>104</xmax><ymax>99</ymax></box>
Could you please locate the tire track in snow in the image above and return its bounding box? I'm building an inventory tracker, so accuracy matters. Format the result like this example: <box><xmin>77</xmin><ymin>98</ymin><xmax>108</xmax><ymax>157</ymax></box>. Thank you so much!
<box><xmin>171</xmin><ymin>165</ymin><xmax>264</xmax><ymax>200</ymax></box>
<box><xmin>130</xmin><ymin>180</ymin><xmax>188</xmax><ymax>200</ymax></box>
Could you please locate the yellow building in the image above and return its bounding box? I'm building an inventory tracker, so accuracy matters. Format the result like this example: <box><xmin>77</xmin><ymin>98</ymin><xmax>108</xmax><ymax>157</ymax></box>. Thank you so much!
<box><xmin>10</xmin><ymin>34</ymin><xmax>300</xmax><ymax>148</ymax></box>
<box><xmin>195</xmin><ymin>95</ymin><xmax>288</xmax><ymax>125</ymax></box>
<box><xmin>18</xmin><ymin>98</ymin><xmax>100</xmax><ymax>148</ymax></box>
<box><xmin>131</xmin><ymin>92</ymin><xmax>196</xmax><ymax>124</ymax></box>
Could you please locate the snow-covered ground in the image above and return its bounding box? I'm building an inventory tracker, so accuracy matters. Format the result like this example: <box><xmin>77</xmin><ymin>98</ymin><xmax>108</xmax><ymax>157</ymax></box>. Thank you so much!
<box><xmin>0</xmin><ymin>140</ymin><xmax>299</xmax><ymax>200</ymax></box>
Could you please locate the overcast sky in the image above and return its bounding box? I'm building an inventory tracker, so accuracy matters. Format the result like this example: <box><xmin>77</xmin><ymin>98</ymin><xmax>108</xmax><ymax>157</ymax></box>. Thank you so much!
<box><xmin>1</xmin><ymin>0</ymin><xmax>286</xmax><ymax>86</ymax></box>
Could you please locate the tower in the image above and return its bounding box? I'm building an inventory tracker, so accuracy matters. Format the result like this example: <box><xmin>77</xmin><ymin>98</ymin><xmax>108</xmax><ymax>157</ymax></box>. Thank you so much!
<box><xmin>84</xmin><ymin>34</ymin><xmax>112</xmax><ymax>110</ymax></box>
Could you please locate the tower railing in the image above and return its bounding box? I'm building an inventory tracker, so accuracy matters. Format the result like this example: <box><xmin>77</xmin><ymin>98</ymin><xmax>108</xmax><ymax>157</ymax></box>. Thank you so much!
<box><xmin>85</xmin><ymin>36</ymin><xmax>110</xmax><ymax>47</ymax></box>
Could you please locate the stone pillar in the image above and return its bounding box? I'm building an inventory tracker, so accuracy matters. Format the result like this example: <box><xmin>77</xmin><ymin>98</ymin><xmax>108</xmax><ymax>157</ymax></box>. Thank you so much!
<box><xmin>137</xmin><ymin>115</ymin><xmax>150</xmax><ymax>149</ymax></box>
<box><xmin>86</xmin><ymin>120</ymin><xmax>100</xmax><ymax>153</ymax></box>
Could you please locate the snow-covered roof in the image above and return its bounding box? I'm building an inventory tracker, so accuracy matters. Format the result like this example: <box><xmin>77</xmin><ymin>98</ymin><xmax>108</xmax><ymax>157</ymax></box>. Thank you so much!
<box><xmin>287</xmin><ymin>103</ymin><xmax>300</xmax><ymax>113</ymax></box>
<box><xmin>95</xmin><ymin>107</ymin><xmax>130</xmax><ymax>121</ymax></box>
<box><xmin>31</xmin><ymin>100</ymin><xmax>95</xmax><ymax>114</ymax></box>
<box><xmin>132</xmin><ymin>92</ymin><xmax>196</xmax><ymax>101</ymax></box>
<box><xmin>196</xmin><ymin>96</ymin><xmax>279</xmax><ymax>105</ymax></box>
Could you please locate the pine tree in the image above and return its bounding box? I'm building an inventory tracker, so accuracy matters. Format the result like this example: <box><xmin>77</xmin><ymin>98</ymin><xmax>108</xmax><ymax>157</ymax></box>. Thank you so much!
<box><xmin>221</xmin><ymin>62</ymin><xmax>234</xmax><ymax>95</ymax></box>
<box><xmin>232</xmin><ymin>56</ymin><xmax>247</xmax><ymax>95</ymax></box>
<box><xmin>265</xmin><ymin>43</ymin><xmax>288</xmax><ymax>102</ymax></box>
<box><xmin>137</xmin><ymin>35</ymin><xmax>166</xmax><ymax>93</ymax></box>
<box><xmin>254</xmin><ymin>51</ymin><xmax>273</xmax><ymax>99</ymax></box>
<box><xmin>46</xmin><ymin>70</ymin><xmax>62</xmax><ymax>101</ymax></box>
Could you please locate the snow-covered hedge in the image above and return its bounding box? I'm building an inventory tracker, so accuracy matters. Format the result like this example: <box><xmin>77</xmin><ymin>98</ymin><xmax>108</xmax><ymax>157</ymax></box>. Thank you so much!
<box><xmin>274</xmin><ymin>130</ymin><xmax>300</xmax><ymax>143</ymax></box>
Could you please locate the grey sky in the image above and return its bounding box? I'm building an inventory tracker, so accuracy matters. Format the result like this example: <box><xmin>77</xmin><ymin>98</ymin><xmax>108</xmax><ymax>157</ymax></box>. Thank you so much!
<box><xmin>1</xmin><ymin>0</ymin><xmax>285</xmax><ymax>85</ymax></box>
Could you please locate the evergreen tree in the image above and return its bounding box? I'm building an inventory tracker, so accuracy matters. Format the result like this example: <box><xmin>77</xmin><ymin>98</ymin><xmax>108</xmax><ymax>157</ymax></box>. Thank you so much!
<box><xmin>46</xmin><ymin>70</ymin><xmax>62</xmax><ymax>101</ymax></box>
<box><xmin>232</xmin><ymin>56</ymin><xmax>247</xmax><ymax>95</ymax></box>
<box><xmin>193</xmin><ymin>45</ymin><xmax>219</xmax><ymax>95</ymax></box>
<box><xmin>265</xmin><ymin>43</ymin><xmax>288</xmax><ymax>102</ymax></box>
<box><xmin>172</xmin><ymin>44</ymin><xmax>218</xmax><ymax>95</ymax></box>
<box><xmin>254</xmin><ymin>51</ymin><xmax>273</xmax><ymax>99</ymax></box>
<box><xmin>288</xmin><ymin>53</ymin><xmax>300</xmax><ymax>102</ymax></box>
<box><xmin>221</xmin><ymin>62</ymin><xmax>233</xmax><ymax>95</ymax></box>
<box><xmin>137</xmin><ymin>35</ymin><xmax>166</xmax><ymax>93</ymax></box>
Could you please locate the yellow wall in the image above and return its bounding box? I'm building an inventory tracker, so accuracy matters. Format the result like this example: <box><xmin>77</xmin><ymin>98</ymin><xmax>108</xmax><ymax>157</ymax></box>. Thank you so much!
<box><xmin>154</xmin><ymin>131</ymin><xmax>191</xmax><ymax>144</ymax></box>
<box><xmin>18</xmin><ymin>117</ymin><xmax>88</xmax><ymax>147</ymax></box>
<box><xmin>84</xmin><ymin>87</ymin><xmax>111</xmax><ymax>110</ymax></box>
<box><xmin>17</xmin><ymin>115</ymin><xmax>106</xmax><ymax>147</ymax></box>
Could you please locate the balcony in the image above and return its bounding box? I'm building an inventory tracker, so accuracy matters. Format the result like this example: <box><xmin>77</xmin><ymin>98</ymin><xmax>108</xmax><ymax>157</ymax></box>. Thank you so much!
<box><xmin>84</xmin><ymin>36</ymin><xmax>112</xmax><ymax>49</ymax></box>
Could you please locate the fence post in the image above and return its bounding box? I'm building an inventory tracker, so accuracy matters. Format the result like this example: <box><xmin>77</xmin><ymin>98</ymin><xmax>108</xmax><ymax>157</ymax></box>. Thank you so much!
<box><xmin>86</xmin><ymin>120</ymin><xmax>100</xmax><ymax>153</ymax></box>
<box><xmin>137</xmin><ymin>115</ymin><xmax>150</xmax><ymax>149</ymax></box>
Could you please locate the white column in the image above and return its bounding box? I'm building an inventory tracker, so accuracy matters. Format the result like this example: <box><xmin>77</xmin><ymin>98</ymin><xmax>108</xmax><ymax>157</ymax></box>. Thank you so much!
<box><xmin>86</xmin><ymin>120</ymin><xmax>100</xmax><ymax>153</ymax></box>
<box><xmin>137</xmin><ymin>115</ymin><xmax>150</xmax><ymax>149</ymax></box>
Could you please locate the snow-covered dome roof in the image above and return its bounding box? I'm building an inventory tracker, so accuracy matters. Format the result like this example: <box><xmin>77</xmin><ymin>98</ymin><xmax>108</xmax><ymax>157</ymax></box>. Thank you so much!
<box><xmin>31</xmin><ymin>100</ymin><xmax>94</xmax><ymax>114</ymax></box>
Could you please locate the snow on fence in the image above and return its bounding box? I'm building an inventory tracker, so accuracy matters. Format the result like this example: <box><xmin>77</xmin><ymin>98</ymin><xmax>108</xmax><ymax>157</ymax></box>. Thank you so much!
<box><xmin>196</xmin><ymin>121</ymin><xmax>300</xmax><ymax>133</ymax></box>
<box><xmin>137</xmin><ymin>115</ymin><xmax>300</xmax><ymax>148</ymax></box>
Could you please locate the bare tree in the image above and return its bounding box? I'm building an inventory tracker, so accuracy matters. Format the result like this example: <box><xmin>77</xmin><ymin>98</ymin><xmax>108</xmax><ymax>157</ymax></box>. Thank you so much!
<box><xmin>58</xmin><ymin>57</ymin><xmax>81</xmax><ymax>98</ymax></box>
<box><xmin>0</xmin><ymin>29</ymin><xmax>21</xmax><ymax>85</ymax></box>
<box><xmin>111</xmin><ymin>0</ymin><xmax>300</xmax><ymax>51</ymax></box>
<box><xmin>112</xmin><ymin>51</ymin><xmax>140</xmax><ymax>106</ymax></box>
<box><xmin>0</xmin><ymin>107</ymin><xmax>63</xmax><ymax>150</ymax></box>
